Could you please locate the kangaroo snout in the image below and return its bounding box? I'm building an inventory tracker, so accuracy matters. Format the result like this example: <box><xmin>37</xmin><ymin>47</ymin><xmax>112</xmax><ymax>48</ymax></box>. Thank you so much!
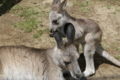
<box><xmin>49</xmin><ymin>29</ymin><xmax>54</xmax><ymax>37</ymax></box>
<box><xmin>75</xmin><ymin>73</ymin><xmax>82</xmax><ymax>79</ymax></box>
<box><xmin>49</xmin><ymin>29</ymin><xmax>59</xmax><ymax>37</ymax></box>
<box><xmin>49</xmin><ymin>32</ymin><xmax>54</xmax><ymax>37</ymax></box>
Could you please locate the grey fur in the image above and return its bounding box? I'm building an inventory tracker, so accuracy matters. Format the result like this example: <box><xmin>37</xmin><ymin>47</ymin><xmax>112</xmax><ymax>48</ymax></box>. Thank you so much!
<box><xmin>0</xmin><ymin>40</ymin><xmax>80</xmax><ymax>79</ymax></box>
<box><xmin>49</xmin><ymin>0</ymin><xmax>120</xmax><ymax>78</ymax></box>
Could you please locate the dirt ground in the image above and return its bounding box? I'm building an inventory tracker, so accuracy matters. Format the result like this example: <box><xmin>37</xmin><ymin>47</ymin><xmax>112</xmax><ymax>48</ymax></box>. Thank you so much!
<box><xmin>0</xmin><ymin>0</ymin><xmax>120</xmax><ymax>80</ymax></box>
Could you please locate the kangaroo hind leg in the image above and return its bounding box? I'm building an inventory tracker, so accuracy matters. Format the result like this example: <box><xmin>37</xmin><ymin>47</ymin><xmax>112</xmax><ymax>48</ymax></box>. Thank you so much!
<box><xmin>82</xmin><ymin>42</ymin><xmax>96</xmax><ymax>77</ymax></box>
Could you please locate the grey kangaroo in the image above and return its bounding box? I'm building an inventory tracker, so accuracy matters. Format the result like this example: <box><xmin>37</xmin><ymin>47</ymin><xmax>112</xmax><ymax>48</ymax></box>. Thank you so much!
<box><xmin>49</xmin><ymin>0</ymin><xmax>120</xmax><ymax>78</ymax></box>
<box><xmin>0</xmin><ymin>31</ymin><xmax>81</xmax><ymax>80</ymax></box>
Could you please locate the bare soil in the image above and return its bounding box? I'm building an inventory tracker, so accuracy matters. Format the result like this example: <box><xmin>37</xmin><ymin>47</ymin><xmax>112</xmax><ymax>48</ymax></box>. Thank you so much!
<box><xmin>0</xmin><ymin>0</ymin><xmax>120</xmax><ymax>80</ymax></box>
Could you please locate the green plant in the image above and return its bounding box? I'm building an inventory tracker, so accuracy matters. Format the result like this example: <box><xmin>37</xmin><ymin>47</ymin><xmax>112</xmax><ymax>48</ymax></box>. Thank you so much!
<box><xmin>33</xmin><ymin>30</ymin><xmax>43</xmax><ymax>38</ymax></box>
<box><xmin>80</xmin><ymin>1</ymin><xmax>91</xmax><ymax>7</ymax></box>
<box><xmin>33</xmin><ymin>34</ymin><xmax>39</xmax><ymax>38</ymax></box>
<box><xmin>116</xmin><ymin>8</ymin><xmax>120</xmax><ymax>12</ymax></box>
<box><xmin>115</xmin><ymin>55</ymin><xmax>120</xmax><ymax>60</ymax></box>
<box><xmin>42</xmin><ymin>28</ymin><xmax>49</xmax><ymax>33</ymax></box>
<box><xmin>81</xmin><ymin>7</ymin><xmax>88</xmax><ymax>13</ymax></box>
<box><xmin>16</xmin><ymin>18</ymin><xmax>38</xmax><ymax>32</ymax></box>
<box><xmin>116</xmin><ymin>47</ymin><xmax>120</xmax><ymax>51</ymax></box>
<box><xmin>19</xmin><ymin>8</ymin><xmax>39</xmax><ymax>18</ymax></box>
<box><xmin>73</xmin><ymin>1</ymin><xmax>91</xmax><ymax>7</ymax></box>
<box><xmin>107</xmin><ymin>6</ymin><xmax>111</xmax><ymax>9</ymax></box>
<box><xmin>33</xmin><ymin>28</ymin><xmax>49</xmax><ymax>38</ymax></box>
<box><xmin>11</xmin><ymin>6</ymin><xmax>39</xmax><ymax>18</ymax></box>
<box><xmin>11</xmin><ymin>5</ymin><xmax>23</xmax><ymax>11</ymax></box>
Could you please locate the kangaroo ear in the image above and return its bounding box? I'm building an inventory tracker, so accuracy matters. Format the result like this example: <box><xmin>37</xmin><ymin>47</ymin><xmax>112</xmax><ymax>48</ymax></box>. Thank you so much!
<box><xmin>64</xmin><ymin>23</ymin><xmax>75</xmax><ymax>45</ymax></box>
<box><xmin>53</xmin><ymin>31</ymin><xmax>63</xmax><ymax>49</ymax></box>
<box><xmin>58</xmin><ymin>0</ymin><xmax>67</xmax><ymax>12</ymax></box>
<box><xmin>52</xmin><ymin>0</ymin><xmax>61</xmax><ymax>6</ymax></box>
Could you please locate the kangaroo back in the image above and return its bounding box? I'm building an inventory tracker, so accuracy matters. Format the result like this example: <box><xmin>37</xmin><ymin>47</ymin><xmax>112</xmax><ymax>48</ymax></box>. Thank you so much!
<box><xmin>0</xmin><ymin>46</ymin><xmax>47</xmax><ymax>80</ymax></box>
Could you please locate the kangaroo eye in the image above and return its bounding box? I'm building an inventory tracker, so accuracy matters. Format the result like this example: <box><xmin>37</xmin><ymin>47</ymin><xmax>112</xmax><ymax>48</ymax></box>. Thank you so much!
<box><xmin>52</xmin><ymin>20</ymin><xmax>59</xmax><ymax>25</ymax></box>
<box><xmin>64</xmin><ymin>61</ymin><xmax>71</xmax><ymax>65</ymax></box>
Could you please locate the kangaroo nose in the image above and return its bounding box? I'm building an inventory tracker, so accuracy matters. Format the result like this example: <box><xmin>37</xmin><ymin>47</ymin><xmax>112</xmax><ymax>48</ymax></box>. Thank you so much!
<box><xmin>50</xmin><ymin>29</ymin><xmax>53</xmax><ymax>33</ymax></box>
<box><xmin>49</xmin><ymin>32</ymin><xmax>53</xmax><ymax>37</ymax></box>
<box><xmin>49</xmin><ymin>29</ymin><xmax>54</xmax><ymax>37</ymax></box>
<box><xmin>49</xmin><ymin>29</ymin><xmax>59</xmax><ymax>37</ymax></box>
<box><xmin>75</xmin><ymin>74</ymin><xmax>82</xmax><ymax>79</ymax></box>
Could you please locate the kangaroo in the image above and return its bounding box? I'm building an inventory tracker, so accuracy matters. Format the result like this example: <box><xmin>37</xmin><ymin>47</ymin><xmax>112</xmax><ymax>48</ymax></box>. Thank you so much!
<box><xmin>0</xmin><ymin>31</ymin><xmax>81</xmax><ymax>80</ymax></box>
<box><xmin>49</xmin><ymin>0</ymin><xmax>120</xmax><ymax>78</ymax></box>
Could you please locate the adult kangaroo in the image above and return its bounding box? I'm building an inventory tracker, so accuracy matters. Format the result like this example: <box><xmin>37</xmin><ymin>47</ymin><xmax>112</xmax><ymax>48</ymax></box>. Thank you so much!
<box><xmin>49</xmin><ymin>0</ymin><xmax>120</xmax><ymax>78</ymax></box>
<box><xmin>0</xmin><ymin>31</ymin><xmax>81</xmax><ymax>80</ymax></box>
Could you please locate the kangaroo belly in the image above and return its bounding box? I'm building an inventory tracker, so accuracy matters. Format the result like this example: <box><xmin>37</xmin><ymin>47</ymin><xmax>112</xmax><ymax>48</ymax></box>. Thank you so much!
<box><xmin>2</xmin><ymin>67</ymin><xmax>40</xmax><ymax>80</ymax></box>
<box><xmin>1</xmin><ymin>58</ymin><xmax>42</xmax><ymax>80</ymax></box>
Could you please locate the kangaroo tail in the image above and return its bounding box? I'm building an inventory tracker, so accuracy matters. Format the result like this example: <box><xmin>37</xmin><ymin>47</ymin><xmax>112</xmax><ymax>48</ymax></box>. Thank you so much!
<box><xmin>96</xmin><ymin>44</ymin><xmax>120</xmax><ymax>67</ymax></box>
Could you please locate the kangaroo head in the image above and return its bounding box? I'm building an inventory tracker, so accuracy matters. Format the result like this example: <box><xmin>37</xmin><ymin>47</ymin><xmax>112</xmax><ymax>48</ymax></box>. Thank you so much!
<box><xmin>53</xmin><ymin>31</ymin><xmax>82</xmax><ymax>79</ymax></box>
<box><xmin>49</xmin><ymin>0</ymin><xmax>68</xmax><ymax>34</ymax></box>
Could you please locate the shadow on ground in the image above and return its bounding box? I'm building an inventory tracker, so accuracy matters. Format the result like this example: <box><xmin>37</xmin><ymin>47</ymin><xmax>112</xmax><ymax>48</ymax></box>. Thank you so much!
<box><xmin>0</xmin><ymin>0</ymin><xmax>22</xmax><ymax>16</ymax></box>
<box><xmin>79</xmin><ymin>52</ymin><xmax>120</xmax><ymax>80</ymax></box>
<box><xmin>78</xmin><ymin>52</ymin><xmax>120</xmax><ymax>72</ymax></box>
<box><xmin>64</xmin><ymin>52</ymin><xmax>120</xmax><ymax>80</ymax></box>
